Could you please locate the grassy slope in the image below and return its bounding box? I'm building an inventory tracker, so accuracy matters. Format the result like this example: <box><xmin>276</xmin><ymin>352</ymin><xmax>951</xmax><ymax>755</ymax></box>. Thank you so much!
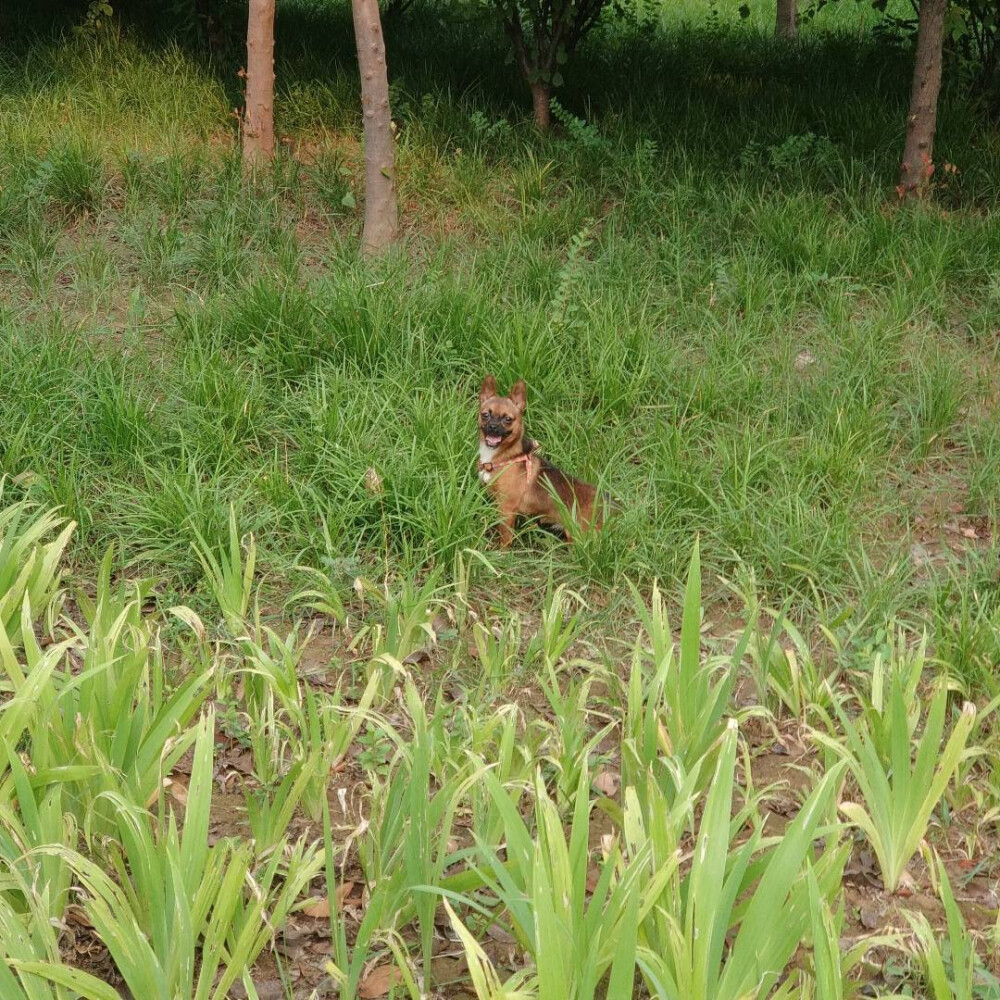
<box><xmin>0</xmin><ymin>0</ymin><xmax>998</xmax><ymax>687</ymax></box>
<box><xmin>0</xmin><ymin>4</ymin><xmax>998</xmax><ymax>996</ymax></box>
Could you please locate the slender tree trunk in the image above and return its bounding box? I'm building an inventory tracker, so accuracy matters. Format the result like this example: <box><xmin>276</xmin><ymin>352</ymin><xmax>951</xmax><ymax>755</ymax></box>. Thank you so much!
<box><xmin>195</xmin><ymin>0</ymin><xmax>223</xmax><ymax>52</ymax></box>
<box><xmin>530</xmin><ymin>80</ymin><xmax>552</xmax><ymax>131</ymax></box>
<box><xmin>194</xmin><ymin>0</ymin><xmax>211</xmax><ymax>35</ymax></box>
<box><xmin>503</xmin><ymin>11</ymin><xmax>553</xmax><ymax>132</ymax></box>
<box><xmin>899</xmin><ymin>0</ymin><xmax>948</xmax><ymax>197</ymax></box>
<box><xmin>775</xmin><ymin>0</ymin><xmax>797</xmax><ymax>38</ymax></box>
<box><xmin>351</xmin><ymin>0</ymin><xmax>398</xmax><ymax>253</ymax></box>
<box><xmin>243</xmin><ymin>0</ymin><xmax>276</xmax><ymax>168</ymax></box>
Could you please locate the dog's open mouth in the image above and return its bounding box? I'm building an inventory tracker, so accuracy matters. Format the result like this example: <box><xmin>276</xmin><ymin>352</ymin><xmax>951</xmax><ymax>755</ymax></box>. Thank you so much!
<box><xmin>484</xmin><ymin>434</ymin><xmax>503</xmax><ymax>448</ymax></box>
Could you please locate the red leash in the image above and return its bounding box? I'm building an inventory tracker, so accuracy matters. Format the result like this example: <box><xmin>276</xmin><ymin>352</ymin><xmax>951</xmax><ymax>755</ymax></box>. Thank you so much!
<box><xmin>478</xmin><ymin>451</ymin><xmax>533</xmax><ymax>475</ymax></box>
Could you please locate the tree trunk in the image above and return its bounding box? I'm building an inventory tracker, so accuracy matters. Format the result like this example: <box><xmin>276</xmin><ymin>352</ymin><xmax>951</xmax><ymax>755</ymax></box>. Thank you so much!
<box><xmin>775</xmin><ymin>0</ymin><xmax>797</xmax><ymax>38</ymax></box>
<box><xmin>530</xmin><ymin>80</ymin><xmax>552</xmax><ymax>131</ymax></box>
<box><xmin>243</xmin><ymin>0</ymin><xmax>276</xmax><ymax>169</ymax></box>
<box><xmin>351</xmin><ymin>0</ymin><xmax>398</xmax><ymax>253</ymax></box>
<box><xmin>195</xmin><ymin>0</ymin><xmax>223</xmax><ymax>53</ymax></box>
<box><xmin>899</xmin><ymin>0</ymin><xmax>948</xmax><ymax>198</ymax></box>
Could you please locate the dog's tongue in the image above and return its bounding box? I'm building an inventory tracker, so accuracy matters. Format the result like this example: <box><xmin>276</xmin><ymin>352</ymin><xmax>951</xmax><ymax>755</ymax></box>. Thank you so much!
<box><xmin>485</xmin><ymin>435</ymin><xmax>502</xmax><ymax>448</ymax></box>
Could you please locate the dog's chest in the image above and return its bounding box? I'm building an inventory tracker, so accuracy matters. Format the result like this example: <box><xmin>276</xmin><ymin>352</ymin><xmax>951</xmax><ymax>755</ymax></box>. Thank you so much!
<box><xmin>478</xmin><ymin>442</ymin><xmax>497</xmax><ymax>484</ymax></box>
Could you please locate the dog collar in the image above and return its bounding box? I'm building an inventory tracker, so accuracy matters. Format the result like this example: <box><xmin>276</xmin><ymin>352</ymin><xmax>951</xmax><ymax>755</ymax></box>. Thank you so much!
<box><xmin>478</xmin><ymin>451</ymin><xmax>532</xmax><ymax>475</ymax></box>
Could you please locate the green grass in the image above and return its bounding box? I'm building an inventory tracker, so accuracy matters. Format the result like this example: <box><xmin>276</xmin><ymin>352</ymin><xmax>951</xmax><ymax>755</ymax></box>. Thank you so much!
<box><xmin>0</xmin><ymin>1</ymin><xmax>998</xmax><ymax>650</ymax></box>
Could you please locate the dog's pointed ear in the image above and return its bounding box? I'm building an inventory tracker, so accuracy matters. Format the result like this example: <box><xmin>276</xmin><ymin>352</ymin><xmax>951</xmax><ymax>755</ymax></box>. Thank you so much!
<box><xmin>478</xmin><ymin>375</ymin><xmax>498</xmax><ymax>405</ymax></box>
<box><xmin>510</xmin><ymin>379</ymin><xmax>527</xmax><ymax>413</ymax></box>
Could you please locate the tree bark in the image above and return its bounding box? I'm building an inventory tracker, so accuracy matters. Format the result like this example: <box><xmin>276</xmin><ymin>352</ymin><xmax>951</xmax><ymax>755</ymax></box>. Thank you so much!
<box><xmin>775</xmin><ymin>0</ymin><xmax>797</xmax><ymax>38</ymax></box>
<box><xmin>351</xmin><ymin>0</ymin><xmax>398</xmax><ymax>253</ymax></box>
<box><xmin>502</xmin><ymin>10</ymin><xmax>554</xmax><ymax>132</ymax></box>
<box><xmin>899</xmin><ymin>0</ymin><xmax>948</xmax><ymax>198</ymax></box>
<box><xmin>530</xmin><ymin>80</ymin><xmax>552</xmax><ymax>131</ymax></box>
<box><xmin>243</xmin><ymin>0</ymin><xmax>276</xmax><ymax>169</ymax></box>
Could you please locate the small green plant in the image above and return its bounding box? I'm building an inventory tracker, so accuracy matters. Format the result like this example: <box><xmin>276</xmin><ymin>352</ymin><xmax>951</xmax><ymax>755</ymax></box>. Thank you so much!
<box><xmin>0</xmin><ymin>552</ymin><xmax>211</xmax><ymax>838</ymax></box>
<box><xmin>471</xmin><ymin>617</ymin><xmax>523</xmax><ymax>690</ymax></box>
<box><xmin>321</xmin><ymin>792</ymin><xmax>408</xmax><ymax>1000</ymax></box>
<box><xmin>930</xmin><ymin>565</ymin><xmax>1000</xmax><ymax>698</ymax></box>
<box><xmin>355</xmin><ymin>724</ymin><xmax>394</xmax><ymax>773</ymax></box>
<box><xmin>444</xmin><ymin>899</ymin><xmax>536</xmax><ymax>1000</ymax></box>
<box><xmin>548</xmin><ymin>222</ymin><xmax>595</xmax><ymax>334</ymax></box>
<box><xmin>296</xmin><ymin>677</ymin><xmax>381</xmax><ymax>820</ymax></box>
<box><xmin>74</xmin><ymin>0</ymin><xmax>114</xmax><ymax>35</ymax></box>
<box><xmin>333</xmin><ymin>684</ymin><xmax>472</xmax><ymax>993</ymax></box>
<box><xmin>465</xmin><ymin>764</ymin><xmax>657</xmax><ymax>999</ymax></box>
<box><xmin>550</xmin><ymin>100</ymin><xmax>605</xmax><ymax>149</ymax></box>
<box><xmin>852</xmin><ymin>630</ymin><xmax>927</xmax><ymax>764</ymax></box>
<box><xmin>766</xmin><ymin>132</ymin><xmax>840</xmax><ymax>177</ymax></box>
<box><xmin>817</xmin><ymin>683</ymin><xmax>977</xmax><ymax>893</ymax></box>
<box><xmin>288</xmin><ymin>562</ymin><xmax>348</xmax><ymax>623</ymax></box>
<box><xmin>799</xmin><ymin>864</ymin><xmax>898</xmax><ymax>999</ymax></box>
<box><xmin>905</xmin><ymin>852</ymin><xmax>1000</xmax><ymax>1000</ymax></box>
<box><xmin>728</xmin><ymin>570</ymin><xmax>837</xmax><ymax>721</ymax></box>
<box><xmin>24</xmin><ymin>711</ymin><xmax>322</xmax><ymax>1000</ymax></box>
<box><xmin>529</xmin><ymin>591</ymin><xmax>603</xmax><ymax>804</ymax></box>
<box><xmin>235</xmin><ymin>624</ymin><xmax>316</xmax><ymax>787</ymax></box>
<box><xmin>0</xmin><ymin>614</ymin><xmax>73</xmax><ymax>765</ymax></box>
<box><xmin>0</xmin><ymin>499</ymin><xmax>74</xmax><ymax>646</ymax></box>
<box><xmin>0</xmin><ymin>890</ymin><xmax>120</xmax><ymax>1000</ymax></box>
<box><xmin>522</xmin><ymin>584</ymin><xmax>585</xmax><ymax>671</ymax></box>
<box><xmin>351</xmin><ymin>573</ymin><xmax>441</xmax><ymax>673</ymax></box>
<box><xmin>627</xmin><ymin>542</ymin><xmax>746</xmax><ymax>779</ymax></box>
<box><xmin>468</xmin><ymin>110</ymin><xmax>514</xmax><ymax>151</ymax></box>
<box><xmin>244</xmin><ymin>753</ymin><xmax>319</xmax><ymax>850</ymax></box>
<box><xmin>304</xmin><ymin>154</ymin><xmax>357</xmax><ymax>216</ymax></box>
<box><xmin>40</xmin><ymin>142</ymin><xmax>107</xmax><ymax>216</ymax></box>
<box><xmin>632</xmin><ymin>720</ymin><xmax>850</xmax><ymax>1000</ymax></box>
<box><xmin>192</xmin><ymin>505</ymin><xmax>256</xmax><ymax>635</ymax></box>
<box><xmin>537</xmin><ymin>656</ymin><xmax>610</xmax><ymax>813</ymax></box>
<box><xmin>463</xmin><ymin>704</ymin><xmax>537</xmax><ymax>847</ymax></box>
<box><xmin>0</xmin><ymin>754</ymin><xmax>76</xmax><ymax>928</ymax></box>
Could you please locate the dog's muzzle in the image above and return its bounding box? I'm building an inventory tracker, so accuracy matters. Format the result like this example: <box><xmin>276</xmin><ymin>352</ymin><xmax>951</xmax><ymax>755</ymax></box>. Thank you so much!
<box><xmin>482</xmin><ymin>424</ymin><xmax>508</xmax><ymax>447</ymax></box>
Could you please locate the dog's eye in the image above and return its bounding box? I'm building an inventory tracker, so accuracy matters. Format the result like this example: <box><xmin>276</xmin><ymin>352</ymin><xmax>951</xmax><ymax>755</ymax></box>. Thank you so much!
<box><xmin>502</xmin><ymin>416</ymin><xmax>512</xmax><ymax>425</ymax></box>
<box><xmin>480</xmin><ymin>411</ymin><xmax>489</xmax><ymax>420</ymax></box>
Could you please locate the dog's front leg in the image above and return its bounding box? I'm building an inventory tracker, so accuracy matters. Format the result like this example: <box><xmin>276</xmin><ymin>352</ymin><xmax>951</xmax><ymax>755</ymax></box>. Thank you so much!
<box><xmin>497</xmin><ymin>510</ymin><xmax>516</xmax><ymax>548</ymax></box>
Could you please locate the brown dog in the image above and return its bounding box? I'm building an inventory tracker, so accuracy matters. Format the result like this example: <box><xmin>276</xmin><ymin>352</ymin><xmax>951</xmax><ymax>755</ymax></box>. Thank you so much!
<box><xmin>477</xmin><ymin>375</ymin><xmax>603</xmax><ymax>547</ymax></box>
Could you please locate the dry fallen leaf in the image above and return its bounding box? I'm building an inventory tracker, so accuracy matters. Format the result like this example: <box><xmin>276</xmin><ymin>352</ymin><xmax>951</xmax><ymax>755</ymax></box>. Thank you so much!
<box><xmin>484</xmin><ymin>922</ymin><xmax>516</xmax><ymax>944</ymax></box>
<box><xmin>65</xmin><ymin>904</ymin><xmax>93</xmax><ymax>928</ymax></box>
<box><xmin>359</xmin><ymin>964</ymin><xmax>404</xmax><ymax>998</ymax></box>
<box><xmin>301</xmin><ymin>898</ymin><xmax>329</xmax><ymax>919</ymax></box>
<box><xmin>167</xmin><ymin>778</ymin><xmax>188</xmax><ymax>807</ymax></box>
<box><xmin>363</xmin><ymin>467</ymin><xmax>383</xmax><ymax>495</ymax></box>
<box><xmin>301</xmin><ymin>882</ymin><xmax>355</xmax><ymax>918</ymax></box>
<box><xmin>430</xmin><ymin>956</ymin><xmax>467</xmax><ymax>985</ymax></box>
<box><xmin>275</xmin><ymin>926</ymin><xmax>312</xmax><ymax>960</ymax></box>
<box><xmin>859</xmin><ymin>902</ymin><xmax>884</xmax><ymax>929</ymax></box>
<box><xmin>593</xmin><ymin>769</ymin><xmax>620</xmax><ymax>797</ymax></box>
